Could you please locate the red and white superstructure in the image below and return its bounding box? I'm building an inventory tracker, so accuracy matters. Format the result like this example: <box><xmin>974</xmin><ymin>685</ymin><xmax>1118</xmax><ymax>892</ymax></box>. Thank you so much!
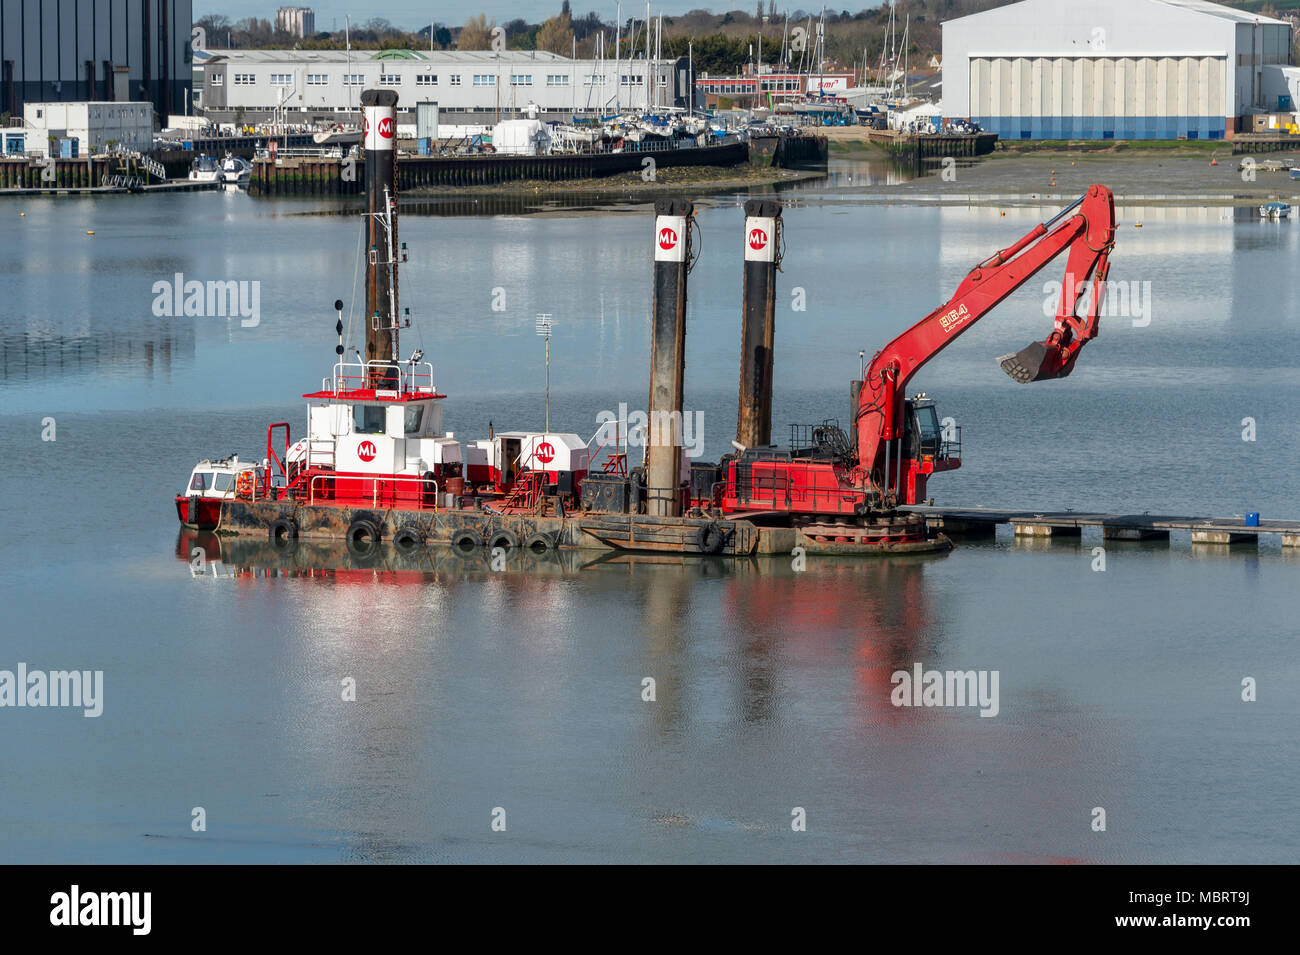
<box><xmin>176</xmin><ymin>87</ymin><xmax>592</xmax><ymax>530</ymax></box>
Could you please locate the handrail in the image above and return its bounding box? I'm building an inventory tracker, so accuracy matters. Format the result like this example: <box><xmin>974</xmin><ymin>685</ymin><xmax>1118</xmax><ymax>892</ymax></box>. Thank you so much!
<box><xmin>728</xmin><ymin>458</ymin><xmax>866</xmax><ymax>511</ymax></box>
<box><xmin>308</xmin><ymin>472</ymin><xmax>438</xmax><ymax>509</ymax></box>
<box><xmin>584</xmin><ymin>421</ymin><xmax>622</xmax><ymax>474</ymax></box>
<box><xmin>329</xmin><ymin>359</ymin><xmax>436</xmax><ymax>396</ymax></box>
<box><xmin>265</xmin><ymin>422</ymin><xmax>291</xmax><ymax>496</ymax></box>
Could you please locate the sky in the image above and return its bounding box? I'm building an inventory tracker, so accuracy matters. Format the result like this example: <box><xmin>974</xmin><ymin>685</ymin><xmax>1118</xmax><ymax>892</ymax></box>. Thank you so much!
<box><xmin>195</xmin><ymin>3</ymin><xmax>797</xmax><ymax>32</ymax></box>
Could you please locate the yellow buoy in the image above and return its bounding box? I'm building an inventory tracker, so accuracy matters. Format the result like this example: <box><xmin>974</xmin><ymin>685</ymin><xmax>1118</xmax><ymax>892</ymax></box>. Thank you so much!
<box><xmin>86</xmin><ymin>230</ymin><xmax>95</xmax><ymax>235</ymax></box>
<box><xmin>19</xmin><ymin>212</ymin><xmax>25</xmax><ymax>217</ymax></box>
<box><xmin>1134</xmin><ymin>222</ymin><xmax>1143</xmax><ymax>228</ymax></box>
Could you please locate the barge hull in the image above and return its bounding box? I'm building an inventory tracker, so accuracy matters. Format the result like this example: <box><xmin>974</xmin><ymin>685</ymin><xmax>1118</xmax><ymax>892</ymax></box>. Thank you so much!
<box><xmin>216</xmin><ymin>500</ymin><xmax>943</xmax><ymax>558</ymax></box>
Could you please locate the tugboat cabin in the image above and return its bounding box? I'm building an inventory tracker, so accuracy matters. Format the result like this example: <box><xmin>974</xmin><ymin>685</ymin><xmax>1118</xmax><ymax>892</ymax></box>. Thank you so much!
<box><xmin>284</xmin><ymin>359</ymin><xmax>463</xmax><ymax>508</ymax></box>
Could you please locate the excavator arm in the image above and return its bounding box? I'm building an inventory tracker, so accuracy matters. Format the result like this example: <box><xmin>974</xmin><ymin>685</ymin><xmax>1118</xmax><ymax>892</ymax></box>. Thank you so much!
<box><xmin>855</xmin><ymin>184</ymin><xmax>1116</xmax><ymax>496</ymax></box>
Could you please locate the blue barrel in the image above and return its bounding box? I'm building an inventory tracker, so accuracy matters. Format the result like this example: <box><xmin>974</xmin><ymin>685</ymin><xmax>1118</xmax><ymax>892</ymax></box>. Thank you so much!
<box><xmin>1246</xmin><ymin>512</ymin><xmax>1260</xmax><ymax>527</ymax></box>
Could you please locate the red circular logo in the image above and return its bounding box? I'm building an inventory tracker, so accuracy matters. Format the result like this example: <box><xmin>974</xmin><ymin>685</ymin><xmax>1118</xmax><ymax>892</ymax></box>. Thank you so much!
<box><xmin>536</xmin><ymin>441</ymin><xmax>556</xmax><ymax>464</ymax></box>
<box><xmin>658</xmin><ymin>227</ymin><xmax>678</xmax><ymax>251</ymax></box>
<box><xmin>748</xmin><ymin>228</ymin><xmax>768</xmax><ymax>251</ymax></box>
<box><xmin>364</xmin><ymin>116</ymin><xmax>370</xmax><ymax>135</ymax></box>
<box><xmin>378</xmin><ymin>117</ymin><xmax>394</xmax><ymax>139</ymax></box>
<box><xmin>358</xmin><ymin>440</ymin><xmax>377</xmax><ymax>462</ymax></box>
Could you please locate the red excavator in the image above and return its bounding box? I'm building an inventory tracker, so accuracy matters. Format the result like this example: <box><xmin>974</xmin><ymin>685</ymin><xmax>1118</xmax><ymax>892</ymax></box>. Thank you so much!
<box><xmin>716</xmin><ymin>184</ymin><xmax>1116</xmax><ymax>524</ymax></box>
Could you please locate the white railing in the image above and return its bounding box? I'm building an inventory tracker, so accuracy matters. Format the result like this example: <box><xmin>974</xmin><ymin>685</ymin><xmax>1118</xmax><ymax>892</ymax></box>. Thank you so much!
<box><xmin>141</xmin><ymin>156</ymin><xmax>167</xmax><ymax>180</ymax></box>
<box><xmin>308</xmin><ymin>472</ymin><xmax>438</xmax><ymax>508</ymax></box>
<box><xmin>329</xmin><ymin>359</ymin><xmax>436</xmax><ymax>396</ymax></box>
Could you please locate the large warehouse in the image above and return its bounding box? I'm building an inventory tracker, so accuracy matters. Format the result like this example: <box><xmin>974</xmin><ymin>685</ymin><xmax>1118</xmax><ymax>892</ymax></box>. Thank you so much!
<box><xmin>942</xmin><ymin>0</ymin><xmax>1293</xmax><ymax>140</ymax></box>
<box><xmin>0</xmin><ymin>0</ymin><xmax>192</xmax><ymax>120</ymax></box>
<box><xmin>198</xmin><ymin>48</ymin><xmax>692</xmax><ymax>120</ymax></box>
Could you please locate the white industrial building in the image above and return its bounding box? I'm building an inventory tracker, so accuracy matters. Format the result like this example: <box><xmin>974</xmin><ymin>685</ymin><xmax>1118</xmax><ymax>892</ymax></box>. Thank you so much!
<box><xmin>942</xmin><ymin>0</ymin><xmax>1294</xmax><ymax>140</ymax></box>
<box><xmin>20</xmin><ymin>101</ymin><xmax>153</xmax><ymax>158</ymax></box>
<box><xmin>196</xmin><ymin>48</ymin><xmax>690</xmax><ymax>119</ymax></box>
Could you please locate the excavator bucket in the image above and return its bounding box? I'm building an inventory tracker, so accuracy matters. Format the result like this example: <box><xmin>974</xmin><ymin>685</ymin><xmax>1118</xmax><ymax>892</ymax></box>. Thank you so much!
<box><xmin>997</xmin><ymin>340</ymin><xmax>1066</xmax><ymax>383</ymax></box>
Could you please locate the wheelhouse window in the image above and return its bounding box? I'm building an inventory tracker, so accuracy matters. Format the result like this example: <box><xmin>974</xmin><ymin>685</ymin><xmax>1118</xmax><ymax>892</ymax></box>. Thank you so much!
<box><xmin>404</xmin><ymin>405</ymin><xmax>424</xmax><ymax>435</ymax></box>
<box><xmin>213</xmin><ymin>473</ymin><xmax>234</xmax><ymax>492</ymax></box>
<box><xmin>189</xmin><ymin>471</ymin><xmax>212</xmax><ymax>491</ymax></box>
<box><xmin>353</xmin><ymin>404</ymin><xmax>386</xmax><ymax>435</ymax></box>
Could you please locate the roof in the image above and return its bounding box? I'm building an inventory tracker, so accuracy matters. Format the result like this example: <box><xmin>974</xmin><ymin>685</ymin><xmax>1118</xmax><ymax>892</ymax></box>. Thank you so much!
<box><xmin>200</xmin><ymin>48</ymin><xmax>572</xmax><ymax>65</ymax></box>
<box><xmin>945</xmin><ymin>0</ymin><xmax>1290</xmax><ymax>29</ymax></box>
<box><xmin>303</xmin><ymin>388</ymin><xmax>445</xmax><ymax>403</ymax></box>
<box><xmin>1150</xmin><ymin>0</ymin><xmax>1289</xmax><ymax>25</ymax></box>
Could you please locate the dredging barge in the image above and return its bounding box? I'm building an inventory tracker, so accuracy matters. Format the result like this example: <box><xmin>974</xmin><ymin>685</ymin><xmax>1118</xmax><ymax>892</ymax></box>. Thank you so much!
<box><xmin>176</xmin><ymin>89</ymin><xmax>1117</xmax><ymax>560</ymax></box>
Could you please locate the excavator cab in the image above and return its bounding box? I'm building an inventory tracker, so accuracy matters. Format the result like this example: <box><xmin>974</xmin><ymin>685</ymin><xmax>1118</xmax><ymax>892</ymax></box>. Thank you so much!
<box><xmin>902</xmin><ymin>397</ymin><xmax>953</xmax><ymax>464</ymax></box>
<box><xmin>904</xmin><ymin>399</ymin><xmax>943</xmax><ymax>460</ymax></box>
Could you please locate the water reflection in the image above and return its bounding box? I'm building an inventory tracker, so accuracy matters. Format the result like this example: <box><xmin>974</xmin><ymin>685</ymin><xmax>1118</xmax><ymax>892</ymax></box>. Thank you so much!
<box><xmin>181</xmin><ymin>526</ymin><xmax>943</xmax><ymax>732</ymax></box>
<box><xmin>0</xmin><ymin>317</ymin><xmax>194</xmax><ymax>384</ymax></box>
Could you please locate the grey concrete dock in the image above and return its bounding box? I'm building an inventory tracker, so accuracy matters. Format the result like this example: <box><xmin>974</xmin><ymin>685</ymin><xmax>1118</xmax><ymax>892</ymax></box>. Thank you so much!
<box><xmin>902</xmin><ymin>505</ymin><xmax>1300</xmax><ymax>548</ymax></box>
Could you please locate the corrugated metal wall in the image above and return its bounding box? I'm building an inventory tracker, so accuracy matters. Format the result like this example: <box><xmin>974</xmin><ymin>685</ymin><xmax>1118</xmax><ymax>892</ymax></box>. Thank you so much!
<box><xmin>970</xmin><ymin>54</ymin><xmax>1227</xmax><ymax>139</ymax></box>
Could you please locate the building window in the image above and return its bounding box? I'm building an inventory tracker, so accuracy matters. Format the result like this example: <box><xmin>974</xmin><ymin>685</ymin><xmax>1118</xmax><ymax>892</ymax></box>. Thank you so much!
<box><xmin>210</xmin><ymin>73</ymin><xmax>224</xmax><ymax>86</ymax></box>
<box><xmin>584</xmin><ymin>74</ymin><xmax>606</xmax><ymax>86</ymax></box>
<box><xmin>270</xmin><ymin>73</ymin><xmax>292</xmax><ymax>86</ymax></box>
<box><xmin>546</xmin><ymin>74</ymin><xmax>569</xmax><ymax>87</ymax></box>
<box><xmin>450</xmin><ymin>74</ymin><xmax>461</xmax><ymax>86</ymax></box>
<box><xmin>416</xmin><ymin>74</ymin><xmax>437</xmax><ymax>86</ymax></box>
<box><xmin>379</xmin><ymin>73</ymin><xmax>401</xmax><ymax>85</ymax></box>
<box><xmin>233</xmin><ymin>73</ymin><xmax>255</xmax><ymax>86</ymax></box>
<box><xmin>306</xmin><ymin>73</ymin><xmax>327</xmax><ymax>86</ymax></box>
<box><xmin>353</xmin><ymin>405</ymin><xmax>386</xmax><ymax>435</ymax></box>
<box><xmin>510</xmin><ymin>74</ymin><xmax>532</xmax><ymax>86</ymax></box>
<box><xmin>344</xmin><ymin>74</ymin><xmax>364</xmax><ymax>86</ymax></box>
<box><xmin>473</xmin><ymin>74</ymin><xmax>496</xmax><ymax>86</ymax></box>
<box><xmin>620</xmin><ymin>74</ymin><xmax>644</xmax><ymax>86</ymax></box>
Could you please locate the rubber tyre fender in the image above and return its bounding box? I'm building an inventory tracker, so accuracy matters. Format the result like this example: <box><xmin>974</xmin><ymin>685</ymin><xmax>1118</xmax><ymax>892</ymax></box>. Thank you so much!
<box><xmin>346</xmin><ymin>518</ymin><xmax>381</xmax><ymax>547</ymax></box>
<box><xmin>450</xmin><ymin>527</ymin><xmax>484</xmax><ymax>553</ymax></box>
<box><xmin>186</xmin><ymin>496</ymin><xmax>200</xmax><ymax>525</ymax></box>
<box><xmin>695</xmin><ymin>522</ymin><xmax>726</xmax><ymax>555</ymax></box>
<box><xmin>488</xmin><ymin>529</ymin><xmax>520</xmax><ymax>551</ymax></box>
<box><xmin>392</xmin><ymin>524</ymin><xmax>424</xmax><ymax>551</ymax></box>
<box><xmin>270</xmin><ymin>516</ymin><xmax>298</xmax><ymax>543</ymax></box>
<box><xmin>523</xmin><ymin>531</ymin><xmax>556</xmax><ymax>554</ymax></box>
<box><xmin>345</xmin><ymin>534</ymin><xmax>379</xmax><ymax>564</ymax></box>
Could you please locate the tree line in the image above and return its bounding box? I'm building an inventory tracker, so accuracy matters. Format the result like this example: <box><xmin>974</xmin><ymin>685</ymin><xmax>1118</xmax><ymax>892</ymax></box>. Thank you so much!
<box><xmin>194</xmin><ymin>1</ymin><xmax>1083</xmax><ymax>74</ymax></box>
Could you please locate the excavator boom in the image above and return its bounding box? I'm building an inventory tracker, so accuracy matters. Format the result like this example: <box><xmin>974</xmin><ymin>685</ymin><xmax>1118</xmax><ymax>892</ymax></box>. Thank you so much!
<box><xmin>857</xmin><ymin>184</ymin><xmax>1116</xmax><ymax>500</ymax></box>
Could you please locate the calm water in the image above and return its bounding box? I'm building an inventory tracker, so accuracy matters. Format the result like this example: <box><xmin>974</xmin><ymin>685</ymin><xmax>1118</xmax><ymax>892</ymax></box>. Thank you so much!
<box><xmin>1</xmin><ymin>172</ymin><xmax>1297</xmax><ymax>863</ymax></box>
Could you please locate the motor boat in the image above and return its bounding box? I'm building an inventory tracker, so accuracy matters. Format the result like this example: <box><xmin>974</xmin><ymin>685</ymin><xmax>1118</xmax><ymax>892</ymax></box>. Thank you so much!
<box><xmin>221</xmin><ymin>154</ymin><xmax>252</xmax><ymax>185</ymax></box>
<box><xmin>187</xmin><ymin>155</ymin><xmax>221</xmax><ymax>183</ymax></box>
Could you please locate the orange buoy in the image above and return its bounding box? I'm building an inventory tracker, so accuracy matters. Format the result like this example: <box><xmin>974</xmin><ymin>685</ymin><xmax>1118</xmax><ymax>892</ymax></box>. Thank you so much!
<box><xmin>19</xmin><ymin>212</ymin><xmax>25</xmax><ymax>217</ymax></box>
<box><xmin>1210</xmin><ymin>158</ymin><xmax>1218</xmax><ymax>165</ymax></box>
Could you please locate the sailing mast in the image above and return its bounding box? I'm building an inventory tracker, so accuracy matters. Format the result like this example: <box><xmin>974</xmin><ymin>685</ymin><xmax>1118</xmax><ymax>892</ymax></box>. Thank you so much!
<box><xmin>901</xmin><ymin>13</ymin><xmax>910</xmax><ymax>102</ymax></box>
